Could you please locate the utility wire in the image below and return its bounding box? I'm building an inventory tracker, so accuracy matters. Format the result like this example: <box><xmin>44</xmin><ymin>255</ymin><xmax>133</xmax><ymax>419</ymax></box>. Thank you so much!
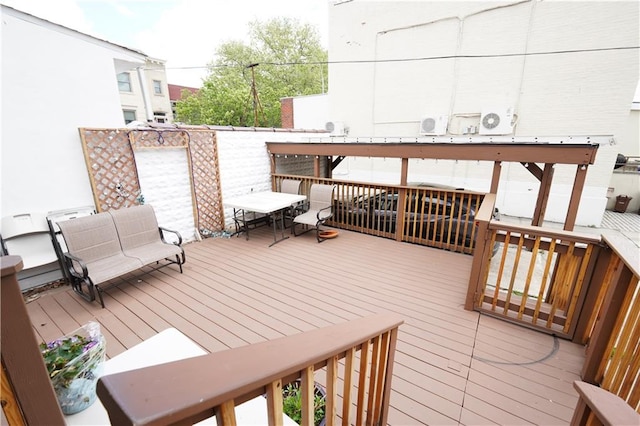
<box><xmin>163</xmin><ymin>45</ymin><xmax>639</xmax><ymax>70</ymax></box>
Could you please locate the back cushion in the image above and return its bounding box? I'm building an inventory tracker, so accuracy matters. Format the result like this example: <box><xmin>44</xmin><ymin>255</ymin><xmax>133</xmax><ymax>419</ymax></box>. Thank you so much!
<box><xmin>309</xmin><ymin>184</ymin><xmax>335</xmax><ymax>211</ymax></box>
<box><xmin>57</xmin><ymin>212</ymin><xmax>122</xmax><ymax>262</ymax></box>
<box><xmin>109</xmin><ymin>205</ymin><xmax>160</xmax><ymax>250</ymax></box>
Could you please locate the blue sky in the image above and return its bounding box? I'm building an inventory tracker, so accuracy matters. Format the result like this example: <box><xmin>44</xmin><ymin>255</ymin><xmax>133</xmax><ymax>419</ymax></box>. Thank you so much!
<box><xmin>1</xmin><ymin>0</ymin><xmax>329</xmax><ymax>87</ymax></box>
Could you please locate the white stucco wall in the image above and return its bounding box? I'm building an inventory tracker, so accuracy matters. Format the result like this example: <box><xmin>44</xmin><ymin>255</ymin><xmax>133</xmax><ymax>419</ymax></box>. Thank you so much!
<box><xmin>1</xmin><ymin>6</ymin><xmax>145</xmax><ymax>218</ymax></box>
<box><xmin>134</xmin><ymin>149</ymin><xmax>198</xmax><ymax>242</ymax></box>
<box><xmin>327</xmin><ymin>0</ymin><xmax>639</xmax><ymax>226</ymax></box>
<box><xmin>216</xmin><ymin>130</ymin><xmax>326</xmax><ymax>230</ymax></box>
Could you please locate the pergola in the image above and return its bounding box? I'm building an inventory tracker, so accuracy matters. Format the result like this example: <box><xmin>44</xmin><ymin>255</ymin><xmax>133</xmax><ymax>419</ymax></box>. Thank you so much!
<box><xmin>266</xmin><ymin>141</ymin><xmax>600</xmax><ymax>231</ymax></box>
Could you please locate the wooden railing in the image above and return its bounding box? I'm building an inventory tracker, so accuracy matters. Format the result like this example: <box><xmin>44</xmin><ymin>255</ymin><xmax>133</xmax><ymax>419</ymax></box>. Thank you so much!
<box><xmin>571</xmin><ymin>381</ymin><xmax>640</xmax><ymax>425</ymax></box>
<box><xmin>580</xmin><ymin>235</ymin><xmax>640</xmax><ymax>413</ymax></box>
<box><xmin>98</xmin><ymin>314</ymin><xmax>404</xmax><ymax>425</ymax></box>
<box><xmin>468</xmin><ymin>196</ymin><xmax>640</xmax><ymax>414</ymax></box>
<box><xmin>468</xmin><ymin>211</ymin><xmax>601</xmax><ymax>338</ymax></box>
<box><xmin>2</xmin><ymin>253</ymin><xmax>403</xmax><ymax>426</ymax></box>
<box><xmin>273</xmin><ymin>173</ymin><xmax>485</xmax><ymax>254</ymax></box>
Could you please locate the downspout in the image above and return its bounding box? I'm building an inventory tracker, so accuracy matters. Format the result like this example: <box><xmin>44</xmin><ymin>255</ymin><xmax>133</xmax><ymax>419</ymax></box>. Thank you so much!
<box><xmin>136</xmin><ymin>66</ymin><xmax>154</xmax><ymax>122</ymax></box>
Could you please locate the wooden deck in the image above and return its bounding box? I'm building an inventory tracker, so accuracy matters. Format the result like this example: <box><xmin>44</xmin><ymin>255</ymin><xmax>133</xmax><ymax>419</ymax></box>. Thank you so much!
<box><xmin>25</xmin><ymin>227</ymin><xmax>585</xmax><ymax>425</ymax></box>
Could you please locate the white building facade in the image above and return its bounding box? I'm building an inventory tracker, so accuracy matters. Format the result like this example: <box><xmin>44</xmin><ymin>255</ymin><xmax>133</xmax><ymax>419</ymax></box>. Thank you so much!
<box><xmin>119</xmin><ymin>57</ymin><xmax>174</xmax><ymax>125</ymax></box>
<box><xmin>325</xmin><ymin>0</ymin><xmax>639</xmax><ymax>226</ymax></box>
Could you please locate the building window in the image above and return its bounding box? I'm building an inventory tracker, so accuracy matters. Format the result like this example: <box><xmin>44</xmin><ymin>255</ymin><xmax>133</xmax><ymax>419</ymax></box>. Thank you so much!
<box><xmin>118</xmin><ymin>73</ymin><xmax>132</xmax><ymax>92</ymax></box>
<box><xmin>123</xmin><ymin>110</ymin><xmax>136</xmax><ymax>124</ymax></box>
<box><xmin>153</xmin><ymin>80</ymin><xmax>162</xmax><ymax>95</ymax></box>
<box><xmin>154</xmin><ymin>112</ymin><xmax>166</xmax><ymax>123</ymax></box>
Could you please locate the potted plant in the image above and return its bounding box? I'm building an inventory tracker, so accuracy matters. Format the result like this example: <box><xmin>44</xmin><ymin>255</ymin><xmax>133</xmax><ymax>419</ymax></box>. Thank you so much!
<box><xmin>39</xmin><ymin>322</ymin><xmax>106</xmax><ymax>415</ymax></box>
<box><xmin>282</xmin><ymin>379</ymin><xmax>326</xmax><ymax>426</ymax></box>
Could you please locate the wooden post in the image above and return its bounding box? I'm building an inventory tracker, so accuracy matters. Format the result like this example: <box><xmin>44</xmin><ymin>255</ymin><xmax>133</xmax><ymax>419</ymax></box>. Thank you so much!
<box><xmin>465</xmin><ymin>193</ymin><xmax>496</xmax><ymax>310</ymax></box>
<box><xmin>532</xmin><ymin>163</ymin><xmax>554</xmax><ymax>227</ymax></box>
<box><xmin>490</xmin><ymin>161</ymin><xmax>502</xmax><ymax>194</ymax></box>
<box><xmin>270</xmin><ymin>154</ymin><xmax>277</xmax><ymax>190</ymax></box>
<box><xmin>395</xmin><ymin>158</ymin><xmax>409</xmax><ymax>242</ymax></box>
<box><xmin>314</xmin><ymin>156</ymin><xmax>321</xmax><ymax>177</ymax></box>
<box><xmin>565</xmin><ymin>165</ymin><xmax>588</xmax><ymax>231</ymax></box>
<box><xmin>1</xmin><ymin>256</ymin><xmax>65</xmax><ymax>425</ymax></box>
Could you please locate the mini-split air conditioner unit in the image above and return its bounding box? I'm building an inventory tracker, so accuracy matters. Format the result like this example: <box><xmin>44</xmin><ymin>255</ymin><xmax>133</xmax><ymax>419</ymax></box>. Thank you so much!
<box><xmin>325</xmin><ymin>121</ymin><xmax>347</xmax><ymax>136</ymax></box>
<box><xmin>419</xmin><ymin>115</ymin><xmax>448</xmax><ymax>135</ymax></box>
<box><xmin>479</xmin><ymin>107</ymin><xmax>515</xmax><ymax>135</ymax></box>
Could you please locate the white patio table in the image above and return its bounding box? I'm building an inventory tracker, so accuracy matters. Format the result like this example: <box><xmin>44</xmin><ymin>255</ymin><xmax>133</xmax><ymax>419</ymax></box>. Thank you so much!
<box><xmin>225</xmin><ymin>191</ymin><xmax>306</xmax><ymax>246</ymax></box>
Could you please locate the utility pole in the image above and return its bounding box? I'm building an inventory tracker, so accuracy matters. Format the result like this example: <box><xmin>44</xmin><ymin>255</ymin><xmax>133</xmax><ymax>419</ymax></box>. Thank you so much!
<box><xmin>245</xmin><ymin>63</ymin><xmax>266</xmax><ymax>127</ymax></box>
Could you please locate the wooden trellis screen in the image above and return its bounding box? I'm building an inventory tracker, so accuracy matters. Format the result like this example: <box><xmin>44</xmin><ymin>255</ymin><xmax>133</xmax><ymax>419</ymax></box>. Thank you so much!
<box><xmin>78</xmin><ymin>128</ymin><xmax>224</xmax><ymax>237</ymax></box>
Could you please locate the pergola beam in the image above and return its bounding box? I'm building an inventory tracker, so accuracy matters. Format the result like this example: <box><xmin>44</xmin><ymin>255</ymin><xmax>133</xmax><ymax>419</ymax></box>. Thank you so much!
<box><xmin>266</xmin><ymin>143</ymin><xmax>598</xmax><ymax>165</ymax></box>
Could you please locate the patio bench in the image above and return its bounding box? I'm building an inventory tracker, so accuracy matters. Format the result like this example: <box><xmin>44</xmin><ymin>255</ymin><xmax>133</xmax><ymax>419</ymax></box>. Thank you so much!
<box><xmin>56</xmin><ymin>204</ymin><xmax>185</xmax><ymax>308</ymax></box>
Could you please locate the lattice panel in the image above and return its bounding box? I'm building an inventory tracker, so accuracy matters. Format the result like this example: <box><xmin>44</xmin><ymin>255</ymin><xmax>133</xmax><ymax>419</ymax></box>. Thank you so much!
<box><xmin>187</xmin><ymin>130</ymin><xmax>224</xmax><ymax>236</ymax></box>
<box><xmin>130</xmin><ymin>130</ymin><xmax>189</xmax><ymax>149</ymax></box>
<box><xmin>79</xmin><ymin>129</ymin><xmax>141</xmax><ymax>212</ymax></box>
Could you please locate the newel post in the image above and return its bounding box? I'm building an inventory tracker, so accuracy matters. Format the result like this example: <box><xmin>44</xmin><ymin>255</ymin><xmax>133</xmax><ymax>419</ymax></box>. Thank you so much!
<box><xmin>1</xmin><ymin>256</ymin><xmax>65</xmax><ymax>425</ymax></box>
<box><xmin>465</xmin><ymin>194</ymin><xmax>495</xmax><ymax>311</ymax></box>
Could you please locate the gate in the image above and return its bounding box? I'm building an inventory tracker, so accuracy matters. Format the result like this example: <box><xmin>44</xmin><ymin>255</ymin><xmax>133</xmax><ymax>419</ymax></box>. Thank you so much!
<box><xmin>467</xmin><ymin>206</ymin><xmax>602</xmax><ymax>339</ymax></box>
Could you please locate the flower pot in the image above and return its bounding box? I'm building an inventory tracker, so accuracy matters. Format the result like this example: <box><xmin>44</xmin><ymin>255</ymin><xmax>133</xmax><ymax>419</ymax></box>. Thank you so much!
<box><xmin>41</xmin><ymin>322</ymin><xmax>106</xmax><ymax>415</ymax></box>
<box><xmin>53</xmin><ymin>366</ymin><xmax>102</xmax><ymax>415</ymax></box>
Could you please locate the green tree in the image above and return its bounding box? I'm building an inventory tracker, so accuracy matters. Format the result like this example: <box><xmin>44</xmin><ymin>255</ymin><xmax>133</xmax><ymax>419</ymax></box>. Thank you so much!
<box><xmin>176</xmin><ymin>17</ymin><xmax>327</xmax><ymax>127</ymax></box>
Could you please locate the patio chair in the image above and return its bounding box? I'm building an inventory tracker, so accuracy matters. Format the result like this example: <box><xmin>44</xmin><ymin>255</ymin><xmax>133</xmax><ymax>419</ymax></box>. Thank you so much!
<box><xmin>1</xmin><ymin>212</ymin><xmax>58</xmax><ymax>270</ymax></box>
<box><xmin>279</xmin><ymin>179</ymin><xmax>303</xmax><ymax>227</ymax></box>
<box><xmin>292</xmin><ymin>183</ymin><xmax>336</xmax><ymax>243</ymax></box>
<box><xmin>280</xmin><ymin>179</ymin><xmax>302</xmax><ymax>195</ymax></box>
<box><xmin>1</xmin><ymin>212</ymin><xmax>64</xmax><ymax>289</ymax></box>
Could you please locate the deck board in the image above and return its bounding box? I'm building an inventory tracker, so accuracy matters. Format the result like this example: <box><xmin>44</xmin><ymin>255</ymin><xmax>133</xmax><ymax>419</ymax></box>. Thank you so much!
<box><xmin>24</xmin><ymin>226</ymin><xmax>584</xmax><ymax>425</ymax></box>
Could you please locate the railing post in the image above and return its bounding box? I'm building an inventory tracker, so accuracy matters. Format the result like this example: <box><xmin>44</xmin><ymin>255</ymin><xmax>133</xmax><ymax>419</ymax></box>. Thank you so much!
<box><xmin>1</xmin><ymin>256</ymin><xmax>65</xmax><ymax>425</ymax></box>
<box><xmin>465</xmin><ymin>218</ymin><xmax>489</xmax><ymax>310</ymax></box>
<box><xmin>489</xmin><ymin>161</ymin><xmax>501</xmax><ymax>194</ymax></box>
<box><xmin>465</xmin><ymin>193</ymin><xmax>496</xmax><ymax>311</ymax></box>
<box><xmin>396</xmin><ymin>187</ymin><xmax>407</xmax><ymax>242</ymax></box>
